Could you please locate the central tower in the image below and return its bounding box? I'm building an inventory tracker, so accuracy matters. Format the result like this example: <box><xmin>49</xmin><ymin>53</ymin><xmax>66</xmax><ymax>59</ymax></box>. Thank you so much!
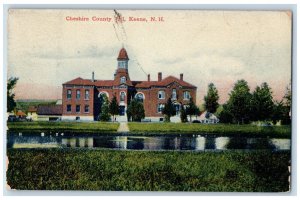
<box><xmin>117</xmin><ymin>47</ymin><xmax>129</xmax><ymax>70</ymax></box>
<box><xmin>114</xmin><ymin>47</ymin><xmax>131</xmax><ymax>84</ymax></box>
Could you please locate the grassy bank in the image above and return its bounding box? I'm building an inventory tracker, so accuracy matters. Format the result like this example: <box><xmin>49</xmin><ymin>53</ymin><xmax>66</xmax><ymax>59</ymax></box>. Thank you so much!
<box><xmin>7</xmin><ymin>149</ymin><xmax>290</xmax><ymax>191</ymax></box>
<box><xmin>128</xmin><ymin>123</ymin><xmax>291</xmax><ymax>138</ymax></box>
<box><xmin>7</xmin><ymin>121</ymin><xmax>119</xmax><ymax>133</ymax></box>
<box><xmin>7</xmin><ymin>122</ymin><xmax>291</xmax><ymax>138</ymax></box>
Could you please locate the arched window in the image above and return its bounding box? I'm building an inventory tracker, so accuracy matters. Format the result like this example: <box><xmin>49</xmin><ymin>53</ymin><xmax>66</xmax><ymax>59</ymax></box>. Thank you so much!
<box><xmin>98</xmin><ymin>91</ymin><xmax>109</xmax><ymax>98</ymax></box>
<box><xmin>67</xmin><ymin>89</ymin><xmax>72</xmax><ymax>99</ymax></box>
<box><xmin>135</xmin><ymin>92</ymin><xmax>145</xmax><ymax>103</ymax></box>
<box><xmin>98</xmin><ymin>92</ymin><xmax>109</xmax><ymax>104</ymax></box>
<box><xmin>183</xmin><ymin>91</ymin><xmax>191</xmax><ymax>100</ymax></box>
<box><xmin>76</xmin><ymin>90</ymin><xmax>81</xmax><ymax>99</ymax></box>
<box><xmin>120</xmin><ymin>76</ymin><xmax>126</xmax><ymax>84</ymax></box>
<box><xmin>85</xmin><ymin>90</ymin><xmax>90</xmax><ymax>100</ymax></box>
<box><xmin>157</xmin><ymin>104</ymin><xmax>165</xmax><ymax>113</ymax></box>
<box><xmin>120</xmin><ymin>91</ymin><xmax>126</xmax><ymax>102</ymax></box>
<box><xmin>158</xmin><ymin>90</ymin><xmax>165</xmax><ymax>99</ymax></box>
<box><xmin>172</xmin><ymin>89</ymin><xmax>177</xmax><ymax>100</ymax></box>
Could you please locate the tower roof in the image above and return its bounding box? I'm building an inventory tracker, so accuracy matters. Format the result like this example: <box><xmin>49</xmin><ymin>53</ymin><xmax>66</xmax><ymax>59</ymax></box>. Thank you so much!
<box><xmin>117</xmin><ymin>47</ymin><xmax>129</xmax><ymax>60</ymax></box>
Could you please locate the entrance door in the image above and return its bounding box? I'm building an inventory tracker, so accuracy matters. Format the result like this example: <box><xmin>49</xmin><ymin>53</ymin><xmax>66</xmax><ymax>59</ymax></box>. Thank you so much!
<box><xmin>174</xmin><ymin>104</ymin><xmax>180</xmax><ymax>115</ymax></box>
<box><xmin>119</xmin><ymin>106</ymin><xmax>125</xmax><ymax>116</ymax></box>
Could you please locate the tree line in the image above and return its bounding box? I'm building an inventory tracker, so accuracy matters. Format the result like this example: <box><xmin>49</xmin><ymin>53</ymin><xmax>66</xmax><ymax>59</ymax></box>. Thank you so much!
<box><xmin>7</xmin><ymin>77</ymin><xmax>291</xmax><ymax>125</ymax></box>
<box><xmin>207</xmin><ymin>80</ymin><xmax>291</xmax><ymax>125</ymax></box>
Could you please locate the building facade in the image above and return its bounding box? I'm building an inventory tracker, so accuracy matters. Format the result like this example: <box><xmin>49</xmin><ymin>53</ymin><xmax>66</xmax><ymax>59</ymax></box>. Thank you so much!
<box><xmin>62</xmin><ymin>48</ymin><xmax>197</xmax><ymax>122</ymax></box>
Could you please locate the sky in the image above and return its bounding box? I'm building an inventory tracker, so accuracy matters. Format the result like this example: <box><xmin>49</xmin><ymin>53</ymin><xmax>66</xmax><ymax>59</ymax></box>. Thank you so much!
<box><xmin>7</xmin><ymin>9</ymin><xmax>291</xmax><ymax>105</ymax></box>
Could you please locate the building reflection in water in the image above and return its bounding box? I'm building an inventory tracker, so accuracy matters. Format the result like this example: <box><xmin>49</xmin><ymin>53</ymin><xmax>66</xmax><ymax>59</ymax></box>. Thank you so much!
<box><xmin>215</xmin><ymin>137</ymin><xmax>230</xmax><ymax>150</ymax></box>
<box><xmin>195</xmin><ymin>136</ymin><xmax>205</xmax><ymax>150</ymax></box>
<box><xmin>143</xmin><ymin>137</ymin><xmax>164</xmax><ymax>150</ymax></box>
<box><xmin>62</xmin><ymin>137</ymin><xmax>94</xmax><ymax>148</ymax></box>
<box><xmin>113</xmin><ymin>136</ymin><xmax>128</xmax><ymax>149</ymax></box>
<box><xmin>8</xmin><ymin>134</ymin><xmax>291</xmax><ymax>151</ymax></box>
<box><xmin>270</xmin><ymin>138</ymin><xmax>290</xmax><ymax>150</ymax></box>
<box><xmin>204</xmin><ymin>137</ymin><xmax>216</xmax><ymax>149</ymax></box>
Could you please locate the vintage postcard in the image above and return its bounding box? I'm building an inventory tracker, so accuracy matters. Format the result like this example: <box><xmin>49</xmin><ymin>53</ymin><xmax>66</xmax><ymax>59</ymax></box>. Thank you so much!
<box><xmin>6</xmin><ymin>9</ymin><xmax>292</xmax><ymax>192</ymax></box>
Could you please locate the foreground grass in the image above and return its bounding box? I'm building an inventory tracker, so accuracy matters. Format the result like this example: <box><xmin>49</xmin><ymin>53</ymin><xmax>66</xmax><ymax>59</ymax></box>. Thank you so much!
<box><xmin>7</xmin><ymin>122</ymin><xmax>119</xmax><ymax>133</ymax></box>
<box><xmin>7</xmin><ymin>149</ymin><xmax>290</xmax><ymax>192</ymax></box>
<box><xmin>128</xmin><ymin>123</ymin><xmax>291</xmax><ymax>138</ymax></box>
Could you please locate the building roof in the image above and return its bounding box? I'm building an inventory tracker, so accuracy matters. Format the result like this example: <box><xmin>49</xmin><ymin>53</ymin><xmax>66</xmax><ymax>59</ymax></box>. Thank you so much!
<box><xmin>63</xmin><ymin>77</ymin><xmax>114</xmax><ymax>87</ymax></box>
<box><xmin>27</xmin><ymin>106</ymin><xmax>37</xmax><ymax>112</ymax></box>
<box><xmin>16</xmin><ymin>110</ymin><xmax>26</xmax><ymax>116</ymax></box>
<box><xmin>37</xmin><ymin>105</ymin><xmax>62</xmax><ymax>115</ymax></box>
<box><xmin>132</xmin><ymin>76</ymin><xmax>197</xmax><ymax>88</ymax></box>
<box><xmin>117</xmin><ymin>48</ymin><xmax>129</xmax><ymax>60</ymax></box>
<box><xmin>64</xmin><ymin>75</ymin><xmax>196</xmax><ymax>89</ymax></box>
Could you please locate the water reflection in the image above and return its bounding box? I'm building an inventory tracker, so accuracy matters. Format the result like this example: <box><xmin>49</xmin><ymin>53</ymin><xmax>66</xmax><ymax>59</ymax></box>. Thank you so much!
<box><xmin>195</xmin><ymin>136</ymin><xmax>205</xmax><ymax>150</ymax></box>
<box><xmin>7</xmin><ymin>134</ymin><xmax>291</xmax><ymax>151</ymax></box>
<box><xmin>215</xmin><ymin>137</ymin><xmax>230</xmax><ymax>150</ymax></box>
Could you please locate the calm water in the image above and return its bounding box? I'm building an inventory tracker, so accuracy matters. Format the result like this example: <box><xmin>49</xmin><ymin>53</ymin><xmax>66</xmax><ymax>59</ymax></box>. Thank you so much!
<box><xmin>7</xmin><ymin>134</ymin><xmax>291</xmax><ymax>151</ymax></box>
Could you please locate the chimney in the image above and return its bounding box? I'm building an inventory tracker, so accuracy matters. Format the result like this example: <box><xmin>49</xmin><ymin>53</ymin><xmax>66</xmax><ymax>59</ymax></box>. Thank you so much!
<box><xmin>158</xmin><ymin>72</ymin><xmax>162</xmax><ymax>81</ymax></box>
<box><xmin>92</xmin><ymin>71</ymin><xmax>95</xmax><ymax>82</ymax></box>
<box><xmin>147</xmin><ymin>74</ymin><xmax>150</xmax><ymax>81</ymax></box>
<box><xmin>180</xmin><ymin>73</ymin><xmax>183</xmax><ymax>81</ymax></box>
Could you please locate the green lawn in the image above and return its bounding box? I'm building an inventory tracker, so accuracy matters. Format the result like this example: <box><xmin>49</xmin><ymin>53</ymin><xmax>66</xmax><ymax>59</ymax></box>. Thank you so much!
<box><xmin>7</xmin><ymin>149</ymin><xmax>290</xmax><ymax>191</ymax></box>
<box><xmin>7</xmin><ymin>121</ymin><xmax>119</xmax><ymax>133</ymax></box>
<box><xmin>128</xmin><ymin>123</ymin><xmax>291</xmax><ymax>138</ymax></box>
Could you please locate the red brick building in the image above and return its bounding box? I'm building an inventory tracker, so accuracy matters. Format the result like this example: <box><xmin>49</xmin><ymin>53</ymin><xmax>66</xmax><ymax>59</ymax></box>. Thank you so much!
<box><xmin>62</xmin><ymin>48</ymin><xmax>197</xmax><ymax>122</ymax></box>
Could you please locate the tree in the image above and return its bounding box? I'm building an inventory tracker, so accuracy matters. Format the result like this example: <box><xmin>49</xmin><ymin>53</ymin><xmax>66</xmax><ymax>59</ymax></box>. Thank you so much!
<box><xmin>99</xmin><ymin>95</ymin><xmax>111</xmax><ymax>121</ymax></box>
<box><xmin>127</xmin><ymin>99</ymin><xmax>145</xmax><ymax>122</ymax></box>
<box><xmin>204</xmin><ymin>83</ymin><xmax>219</xmax><ymax>113</ymax></box>
<box><xmin>7</xmin><ymin>77</ymin><xmax>19</xmax><ymax>113</ymax></box>
<box><xmin>186</xmin><ymin>97</ymin><xmax>200</xmax><ymax>122</ymax></box>
<box><xmin>250</xmin><ymin>82</ymin><xmax>274</xmax><ymax>121</ymax></box>
<box><xmin>162</xmin><ymin>98</ymin><xmax>176</xmax><ymax>122</ymax></box>
<box><xmin>218</xmin><ymin>103</ymin><xmax>233</xmax><ymax>123</ymax></box>
<box><xmin>283</xmin><ymin>82</ymin><xmax>291</xmax><ymax>109</ymax></box>
<box><xmin>271</xmin><ymin>100</ymin><xmax>290</xmax><ymax>125</ymax></box>
<box><xmin>109</xmin><ymin>95</ymin><xmax>119</xmax><ymax>122</ymax></box>
<box><xmin>227</xmin><ymin>80</ymin><xmax>252</xmax><ymax>124</ymax></box>
<box><xmin>180</xmin><ymin>104</ymin><xmax>188</xmax><ymax>123</ymax></box>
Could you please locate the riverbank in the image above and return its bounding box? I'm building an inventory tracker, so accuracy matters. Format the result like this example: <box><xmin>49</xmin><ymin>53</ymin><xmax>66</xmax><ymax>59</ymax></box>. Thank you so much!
<box><xmin>128</xmin><ymin>123</ymin><xmax>291</xmax><ymax>138</ymax></box>
<box><xmin>7</xmin><ymin>149</ymin><xmax>290</xmax><ymax>191</ymax></box>
<box><xmin>7</xmin><ymin>121</ymin><xmax>119</xmax><ymax>133</ymax></box>
<box><xmin>7</xmin><ymin>122</ymin><xmax>291</xmax><ymax>138</ymax></box>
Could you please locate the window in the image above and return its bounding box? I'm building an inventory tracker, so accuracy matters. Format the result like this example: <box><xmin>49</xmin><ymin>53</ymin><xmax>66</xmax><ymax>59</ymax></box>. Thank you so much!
<box><xmin>76</xmin><ymin>90</ymin><xmax>81</xmax><ymax>99</ymax></box>
<box><xmin>120</xmin><ymin>76</ymin><xmax>126</xmax><ymax>84</ymax></box>
<box><xmin>67</xmin><ymin>89</ymin><xmax>72</xmax><ymax>99</ymax></box>
<box><xmin>157</xmin><ymin>104</ymin><xmax>165</xmax><ymax>113</ymax></box>
<box><xmin>67</xmin><ymin>105</ymin><xmax>71</xmax><ymax>112</ymax></box>
<box><xmin>183</xmin><ymin>91</ymin><xmax>191</xmax><ymax>100</ymax></box>
<box><xmin>118</xmin><ymin>61</ymin><xmax>128</xmax><ymax>69</ymax></box>
<box><xmin>85</xmin><ymin>90</ymin><xmax>89</xmax><ymax>100</ymax></box>
<box><xmin>120</xmin><ymin>92</ymin><xmax>126</xmax><ymax>102</ymax></box>
<box><xmin>172</xmin><ymin>89</ymin><xmax>177</xmax><ymax>100</ymax></box>
<box><xmin>84</xmin><ymin>105</ymin><xmax>89</xmax><ymax>113</ymax></box>
<box><xmin>76</xmin><ymin>105</ymin><xmax>80</xmax><ymax>113</ymax></box>
<box><xmin>135</xmin><ymin>93</ymin><xmax>144</xmax><ymax>102</ymax></box>
<box><xmin>158</xmin><ymin>90</ymin><xmax>165</xmax><ymax>99</ymax></box>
